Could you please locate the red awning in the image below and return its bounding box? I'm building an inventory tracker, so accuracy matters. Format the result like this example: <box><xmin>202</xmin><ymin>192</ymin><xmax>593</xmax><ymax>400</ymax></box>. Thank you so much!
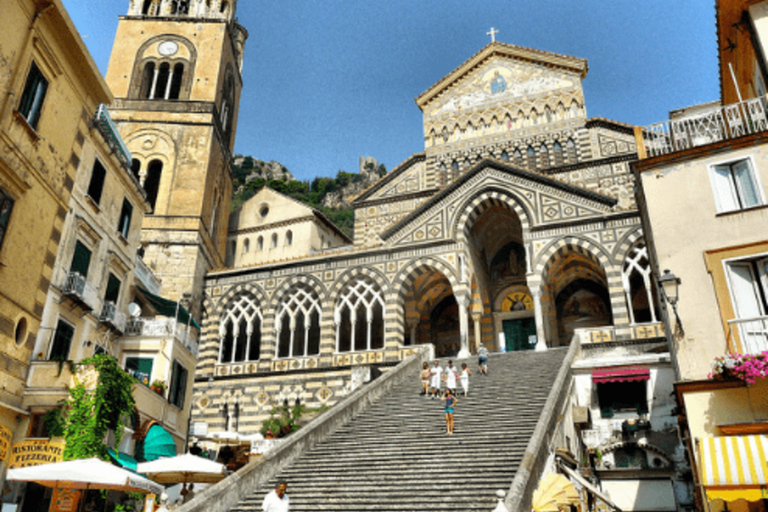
<box><xmin>592</xmin><ymin>367</ymin><xmax>650</xmax><ymax>384</ymax></box>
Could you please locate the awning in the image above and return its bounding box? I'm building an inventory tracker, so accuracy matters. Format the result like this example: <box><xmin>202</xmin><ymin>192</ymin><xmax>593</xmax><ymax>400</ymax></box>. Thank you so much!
<box><xmin>698</xmin><ymin>435</ymin><xmax>768</xmax><ymax>502</ymax></box>
<box><xmin>600</xmin><ymin>480</ymin><xmax>676</xmax><ymax>511</ymax></box>
<box><xmin>592</xmin><ymin>367</ymin><xmax>650</xmax><ymax>384</ymax></box>
<box><xmin>138</xmin><ymin>286</ymin><xmax>200</xmax><ymax>330</ymax></box>
<box><xmin>107</xmin><ymin>448</ymin><xmax>138</xmax><ymax>472</ymax></box>
<box><xmin>532</xmin><ymin>472</ymin><xmax>580</xmax><ymax>512</ymax></box>
<box><xmin>142</xmin><ymin>425</ymin><xmax>177</xmax><ymax>462</ymax></box>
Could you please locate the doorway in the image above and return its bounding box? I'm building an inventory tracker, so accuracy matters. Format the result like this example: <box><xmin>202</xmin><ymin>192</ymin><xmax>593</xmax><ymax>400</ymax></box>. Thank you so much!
<box><xmin>502</xmin><ymin>317</ymin><xmax>536</xmax><ymax>351</ymax></box>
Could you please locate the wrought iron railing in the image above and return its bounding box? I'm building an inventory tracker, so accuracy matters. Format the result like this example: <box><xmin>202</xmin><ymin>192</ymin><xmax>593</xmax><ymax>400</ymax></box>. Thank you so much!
<box><xmin>61</xmin><ymin>272</ymin><xmax>98</xmax><ymax>309</ymax></box>
<box><xmin>637</xmin><ymin>97</ymin><xmax>768</xmax><ymax>158</ymax></box>
<box><xmin>125</xmin><ymin>317</ymin><xmax>199</xmax><ymax>356</ymax></box>
<box><xmin>729</xmin><ymin>316</ymin><xmax>768</xmax><ymax>355</ymax></box>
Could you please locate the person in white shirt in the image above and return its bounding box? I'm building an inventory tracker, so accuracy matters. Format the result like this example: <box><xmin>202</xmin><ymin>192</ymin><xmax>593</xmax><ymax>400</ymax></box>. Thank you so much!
<box><xmin>444</xmin><ymin>360</ymin><xmax>458</xmax><ymax>394</ymax></box>
<box><xmin>460</xmin><ymin>363</ymin><xmax>471</xmax><ymax>396</ymax></box>
<box><xmin>261</xmin><ymin>481</ymin><xmax>289</xmax><ymax>512</ymax></box>
<box><xmin>429</xmin><ymin>361</ymin><xmax>443</xmax><ymax>399</ymax></box>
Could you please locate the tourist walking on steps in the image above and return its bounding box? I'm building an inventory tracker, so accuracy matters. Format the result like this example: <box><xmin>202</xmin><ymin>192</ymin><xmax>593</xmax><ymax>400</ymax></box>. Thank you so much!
<box><xmin>460</xmin><ymin>363</ymin><xmax>471</xmax><ymax>396</ymax></box>
<box><xmin>261</xmin><ymin>481</ymin><xmax>289</xmax><ymax>512</ymax></box>
<box><xmin>442</xmin><ymin>388</ymin><xmax>457</xmax><ymax>434</ymax></box>
<box><xmin>420</xmin><ymin>362</ymin><xmax>430</xmax><ymax>395</ymax></box>
<box><xmin>444</xmin><ymin>360</ymin><xmax>458</xmax><ymax>394</ymax></box>
<box><xmin>478</xmin><ymin>344</ymin><xmax>489</xmax><ymax>375</ymax></box>
<box><xmin>430</xmin><ymin>360</ymin><xmax>443</xmax><ymax>398</ymax></box>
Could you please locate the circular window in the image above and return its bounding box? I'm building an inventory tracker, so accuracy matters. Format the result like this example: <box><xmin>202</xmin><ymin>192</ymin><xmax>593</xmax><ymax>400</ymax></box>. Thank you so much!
<box><xmin>260</xmin><ymin>205</ymin><xmax>269</xmax><ymax>218</ymax></box>
<box><xmin>15</xmin><ymin>317</ymin><xmax>27</xmax><ymax>346</ymax></box>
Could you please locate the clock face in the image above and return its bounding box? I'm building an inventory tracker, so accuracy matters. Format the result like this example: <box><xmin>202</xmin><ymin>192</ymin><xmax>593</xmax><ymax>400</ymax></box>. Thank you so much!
<box><xmin>501</xmin><ymin>293</ymin><xmax>533</xmax><ymax>312</ymax></box>
<box><xmin>158</xmin><ymin>41</ymin><xmax>179</xmax><ymax>56</ymax></box>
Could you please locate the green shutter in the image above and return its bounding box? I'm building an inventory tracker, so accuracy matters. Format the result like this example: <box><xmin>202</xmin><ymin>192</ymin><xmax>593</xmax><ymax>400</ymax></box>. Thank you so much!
<box><xmin>70</xmin><ymin>241</ymin><xmax>92</xmax><ymax>278</ymax></box>
<box><xmin>104</xmin><ymin>273</ymin><xmax>121</xmax><ymax>303</ymax></box>
<box><xmin>50</xmin><ymin>320</ymin><xmax>74</xmax><ymax>360</ymax></box>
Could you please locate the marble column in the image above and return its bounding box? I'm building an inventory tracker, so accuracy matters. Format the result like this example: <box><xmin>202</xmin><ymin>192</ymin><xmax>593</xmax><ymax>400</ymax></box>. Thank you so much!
<box><xmin>457</xmin><ymin>294</ymin><xmax>471</xmax><ymax>359</ymax></box>
<box><xmin>472</xmin><ymin>312</ymin><xmax>482</xmax><ymax>353</ymax></box>
<box><xmin>531</xmin><ymin>286</ymin><xmax>547</xmax><ymax>351</ymax></box>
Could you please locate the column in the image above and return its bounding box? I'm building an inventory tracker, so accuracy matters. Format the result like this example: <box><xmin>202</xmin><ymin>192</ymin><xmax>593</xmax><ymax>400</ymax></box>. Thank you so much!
<box><xmin>456</xmin><ymin>294</ymin><xmax>471</xmax><ymax>359</ymax></box>
<box><xmin>472</xmin><ymin>312</ymin><xmax>482</xmax><ymax>353</ymax></box>
<box><xmin>531</xmin><ymin>286</ymin><xmax>547</xmax><ymax>351</ymax></box>
<box><xmin>410</xmin><ymin>322</ymin><xmax>417</xmax><ymax>346</ymax></box>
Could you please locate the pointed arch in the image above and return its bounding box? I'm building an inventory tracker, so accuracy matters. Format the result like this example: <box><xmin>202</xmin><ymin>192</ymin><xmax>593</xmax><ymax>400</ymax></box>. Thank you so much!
<box><xmin>553</xmin><ymin>141</ymin><xmax>564</xmax><ymax>166</ymax></box>
<box><xmin>218</xmin><ymin>292</ymin><xmax>263</xmax><ymax>363</ymax></box>
<box><xmin>539</xmin><ymin>143</ymin><xmax>549</xmax><ymax>169</ymax></box>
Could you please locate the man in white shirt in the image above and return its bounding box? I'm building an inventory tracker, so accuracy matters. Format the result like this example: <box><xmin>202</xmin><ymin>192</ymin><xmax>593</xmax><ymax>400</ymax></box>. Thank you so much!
<box><xmin>261</xmin><ymin>481</ymin><xmax>289</xmax><ymax>512</ymax></box>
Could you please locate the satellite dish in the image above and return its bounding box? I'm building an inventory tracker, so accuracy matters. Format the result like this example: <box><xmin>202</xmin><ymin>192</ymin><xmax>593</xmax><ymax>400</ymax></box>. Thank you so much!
<box><xmin>128</xmin><ymin>302</ymin><xmax>142</xmax><ymax>318</ymax></box>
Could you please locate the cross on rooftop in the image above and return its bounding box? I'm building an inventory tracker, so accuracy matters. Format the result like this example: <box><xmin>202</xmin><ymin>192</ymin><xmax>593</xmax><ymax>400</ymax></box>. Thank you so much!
<box><xmin>487</xmin><ymin>27</ymin><xmax>499</xmax><ymax>43</ymax></box>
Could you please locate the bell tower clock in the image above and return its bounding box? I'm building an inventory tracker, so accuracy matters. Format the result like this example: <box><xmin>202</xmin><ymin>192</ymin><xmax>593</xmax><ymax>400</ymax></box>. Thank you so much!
<box><xmin>105</xmin><ymin>0</ymin><xmax>248</xmax><ymax>318</ymax></box>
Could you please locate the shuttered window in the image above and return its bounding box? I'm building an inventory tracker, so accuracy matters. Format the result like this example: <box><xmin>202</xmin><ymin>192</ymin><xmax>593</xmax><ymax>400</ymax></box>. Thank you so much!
<box><xmin>104</xmin><ymin>273</ymin><xmax>121</xmax><ymax>303</ymax></box>
<box><xmin>168</xmin><ymin>360</ymin><xmax>188</xmax><ymax>408</ymax></box>
<box><xmin>87</xmin><ymin>160</ymin><xmax>107</xmax><ymax>205</ymax></box>
<box><xmin>70</xmin><ymin>241</ymin><xmax>92</xmax><ymax>278</ymax></box>
<box><xmin>49</xmin><ymin>320</ymin><xmax>75</xmax><ymax>361</ymax></box>
<box><xmin>0</xmin><ymin>189</ymin><xmax>14</xmax><ymax>251</ymax></box>
<box><xmin>18</xmin><ymin>61</ymin><xmax>48</xmax><ymax>129</ymax></box>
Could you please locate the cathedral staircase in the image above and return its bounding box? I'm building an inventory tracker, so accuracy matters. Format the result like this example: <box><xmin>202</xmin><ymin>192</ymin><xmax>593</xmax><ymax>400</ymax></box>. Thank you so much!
<box><xmin>223</xmin><ymin>348</ymin><xmax>570</xmax><ymax>512</ymax></box>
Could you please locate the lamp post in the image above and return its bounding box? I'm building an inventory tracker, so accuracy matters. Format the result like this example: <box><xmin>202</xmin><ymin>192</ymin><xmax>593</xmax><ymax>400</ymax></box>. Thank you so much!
<box><xmin>658</xmin><ymin>269</ymin><xmax>682</xmax><ymax>379</ymax></box>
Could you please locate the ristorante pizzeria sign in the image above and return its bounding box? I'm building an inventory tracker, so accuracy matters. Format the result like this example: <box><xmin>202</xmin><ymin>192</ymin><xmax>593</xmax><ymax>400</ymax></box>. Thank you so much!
<box><xmin>8</xmin><ymin>439</ymin><xmax>65</xmax><ymax>468</ymax></box>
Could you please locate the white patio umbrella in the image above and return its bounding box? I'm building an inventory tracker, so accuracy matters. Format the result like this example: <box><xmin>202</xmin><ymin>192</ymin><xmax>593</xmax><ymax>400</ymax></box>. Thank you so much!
<box><xmin>136</xmin><ymin>453</ymin><xmax>226</xmax><ymax>484</ymax></box>
<box><xmin>6</xmin><ymin>457</ymin><xmax>163</xmax><ymax>494</ymax></box>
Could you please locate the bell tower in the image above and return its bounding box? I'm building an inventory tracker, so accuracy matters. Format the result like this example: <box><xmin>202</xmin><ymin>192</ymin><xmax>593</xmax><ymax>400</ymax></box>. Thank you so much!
<box><xmin>105</xmin><ymin>0</ymin><xmax>247</xmax><ymax>317</ymax></box>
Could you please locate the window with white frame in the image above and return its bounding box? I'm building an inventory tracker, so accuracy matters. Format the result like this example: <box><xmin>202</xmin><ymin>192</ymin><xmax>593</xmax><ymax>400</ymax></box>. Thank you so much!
<box><xmin>276</xmin><ymin>284</ymin><xmax>321</xmax><ymax>358</ymax></box>
<box><xmin>622</xmin><ymin>244</ymin><xmax>659</xmax><ymax>324</ymax></box>
<box><xmin>726</xmin><ymin>255</ymin><xmax>768</xmax><ymax>354</ymax></box>
<box><xmin>18</xmin><ymin>61</ymin><xmax>48</xmax><ymax>130</ymax></box>
<box><xmin>335</xmin><ymin>277</ymin><xmax>385</xmax><ymax>352</ymax></box>
<box><xmin>709</xmin><ymin>157</ymin><xmax>764</xmax><ymax>213</ymax></box>
<box><xmin>218</xmin><ymin>293</ymin><xmax>262</xmax><ymax>363</ymax></box>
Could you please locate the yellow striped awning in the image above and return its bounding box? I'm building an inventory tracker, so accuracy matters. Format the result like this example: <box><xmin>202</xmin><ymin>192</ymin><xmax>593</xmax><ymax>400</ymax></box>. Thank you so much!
<box><xmin>698</xmin><ymin>435</ymin><xmax>768</xmax><ymax>502</ymax></box>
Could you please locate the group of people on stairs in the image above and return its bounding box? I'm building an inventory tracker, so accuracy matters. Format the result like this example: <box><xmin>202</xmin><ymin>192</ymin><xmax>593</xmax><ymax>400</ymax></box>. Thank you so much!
<box><xmin>419</xmin><ymin>344</ymin><xmax>491</xmax><ymax>435</ymax></box>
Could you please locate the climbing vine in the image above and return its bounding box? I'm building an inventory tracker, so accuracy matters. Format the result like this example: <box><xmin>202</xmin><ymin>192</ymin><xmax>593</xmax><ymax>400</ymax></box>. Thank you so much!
<box><xmin>62</xmin><ymin>354</ymin><xmax>136</xmax><ymax>461</ymax></box>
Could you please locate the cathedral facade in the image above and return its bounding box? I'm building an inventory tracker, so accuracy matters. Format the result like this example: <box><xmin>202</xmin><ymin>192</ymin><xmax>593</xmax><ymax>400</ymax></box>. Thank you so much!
<box><xmin>190</xmin><ymin>43</ymin><xmax>662</xmax><ymax>434</ymax></box>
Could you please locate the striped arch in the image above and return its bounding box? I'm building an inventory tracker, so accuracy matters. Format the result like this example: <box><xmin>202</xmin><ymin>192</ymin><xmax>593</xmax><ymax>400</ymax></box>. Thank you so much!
<box><xmin>392</xmin><ymin>256</ymin><xmax>462</xmax><ymax>300</ymax></box>
<box><xmin>534</xmin><ymin>237</ymin><xmax>614</xmax><ymax>279</ymax></box>
<box><xmin>329</xmin><ymin>266</ymin><xmax>389</xmax><ymax>305</ymax></box>
<box><xmin>213</xmin><ymin>282</ymin><xmax>268</xmax><ymax>318</ymax></box>
<box><xmin>272</xmin><ymin>274</ymin><xmax>328</xmax><ymax>311</ymax></box>
<box><xmin>612</xmin><ymin>226</ymin><xmax>645</xmax><ymax>262</ymax></box>
<box><xmin>452</xmin><ymin>187</ymin><xmax>534</xmax><ymax>245</ymax></box>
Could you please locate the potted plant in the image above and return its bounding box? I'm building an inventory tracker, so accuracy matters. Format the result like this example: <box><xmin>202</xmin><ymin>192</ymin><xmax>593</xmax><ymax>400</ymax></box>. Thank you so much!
<box><xmin>150</xmin><ymin>380</ymin><xmax>167</xmax><ymax>396</ymax></box>
<box><xmin>260</xmin><ymin>418</ymin><xmax>282</xmax><ymax>439</ymax></box>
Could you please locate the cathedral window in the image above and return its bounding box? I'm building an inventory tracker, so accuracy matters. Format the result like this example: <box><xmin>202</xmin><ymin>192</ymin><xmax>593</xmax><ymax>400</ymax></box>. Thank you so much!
<box><xmin>220</xmin><ymin>0</ymin><xmax>230</xmax><ymax>14</ymax></box>
<box><xmin>512</xmin><ymin>149</ymin><xmax>523</xmax><ymax>167</ymax></box>
<box><xmin>220</xmin><ymin>73</ymin><xmax>235</xmax><ymax>147</ymax></box>
<box><xmin>539</xmin><ymin>143</ymin><xmax>549</xmax><ymax>169</ymax></box>
<box><xmin>451</xmin><ymin>160</ymin><xmax>459</xmax><ymax>180</ymax></box>
<box><xmin>243</xmin><ymin>238</ymin><xmax>250</xmax><ymax>253</ymax></box>
<box><xmin>139</xmin><ymin>61</ymin><xmax>185</xmax><ymax>100</ymax></box>
<box><xmin>545</xmin><ymin>107</ymin><xmax>553</xmax><ymax>124</ymax></box>
<box><xmin>257</xmin><ymin>236</ymin><xmax>264</xmax><ymax>251</ymax></box>
<box><xmin>622</xmin><ymin>244</ymin><xmax>658</xmax><ymax>325</ymax></box>
<box><xmin>566</xmin><ymin>138</ymin><xmax>577</xmax><ymax>163</ymax></box>
<box><xmin>144</xmin><ymin>160</ymin><xmax>163</xmax><ymax>212</ymax></box>
<box><xmin>286</xmin><ymin>230</ymin><xmax>293</xmax><ymax>246</ymax></box>
<box><xmin>276</xmin><ymin>284</ymin><xmax>321</xmax><ymax>358</ymax></box>
<box><xmin>141</xmin><ymin>0</ymin><xmax>155</xmax><ymax>15</ymax></box>
<box><xmin>500</xmin><ymin>150</ymin><xmax>509</xmax><ymax>162</ymax></box>
<box><xmin>335</xmin><ymin>277</ymin><xmax>385</xmax><ymax>353</ymax></box>
<box><xmin>271</xmin><ymin>233</ymin><xmax>278</xmax><ymax>249</ymax></box>
<box><xmin>219</xmin><ymin>294</ymin><xmax>262</xmax><ymax>363</ymax></box>
<box><xmin>570</xmin><ymin>101</ymin><xmax>580</xmax><ymax>118</ymax></box>
<box><xmin>526</xmin><ymin>146</ymin><xmax>536</xmax><ymax>170</ymax></box>
<box><xmin>131</xmin><ymin>159</ymin><xmax>141</xmax><ymax>180</ymax></box>
<box><xmin>553</xmin><ymin>141</ymin><xmax>564</xmax><ymax>166</ymax></box>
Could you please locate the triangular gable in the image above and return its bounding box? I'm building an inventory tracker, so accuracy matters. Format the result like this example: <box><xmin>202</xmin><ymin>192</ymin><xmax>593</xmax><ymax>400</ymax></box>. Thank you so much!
<box><xmin>381</xmin><ymin>159</ymin><xmax>617</xmax><ymax>246</ymax></box>
<box><xmin>416</xmin><ymin>42</ymin><xmax>588</xmax><ymax>113</ymax></box>
<box><xmin>228</xmin><ymin>186</ymin><xmax>315</xmax><ymax>232</ymax></box>
<box><xmin>353</xmin><ymin>153</ymin><xmax>429</xmax><ymax>204</ymax></box>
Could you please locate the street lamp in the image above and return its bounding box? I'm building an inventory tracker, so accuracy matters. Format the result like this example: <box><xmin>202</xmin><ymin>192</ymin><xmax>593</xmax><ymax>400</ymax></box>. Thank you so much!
<box><xmin>658</xmin><ymin>269</ymin><xmax>683</xmax><ymax>338</ymax></box>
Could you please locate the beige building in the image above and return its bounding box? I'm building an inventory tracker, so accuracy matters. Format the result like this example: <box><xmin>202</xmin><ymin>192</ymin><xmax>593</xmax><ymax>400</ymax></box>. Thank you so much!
<box><xmin>226</xmin><ymin>187</ymin><xmax>352</xmax><ymax>268</ymax></box>
<box><xmin>633</xmin><ymin>1</ymin><xmax>768</xmax><ymax>509</ymax></box>
<box><xmin>0</xmin><ymin>0</ymin><xmax>117</xmax><ymax>485</ymax></box>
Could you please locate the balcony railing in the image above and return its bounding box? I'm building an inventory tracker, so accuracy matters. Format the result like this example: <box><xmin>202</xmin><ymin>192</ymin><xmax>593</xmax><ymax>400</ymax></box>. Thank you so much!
<box><xmin>729</xmin><ymin>316</ymin><xmax>768</xmax><ymax>355</ymax></box>
<box><xmin>125</xmin><ymin>317</ymin><xmax>199</xmax><ymax>356</ymax></box>
<box><xmin>61</xmin><ymin>272</ymin><xmax>98</xmax><ymax>310</ymax></box>
<box><xmin>99</xmin><ymin>301</ymin><xmax>127</xmax><ymax>333</ymax></box>
<box><xmin>636</xmin><ymin>97</ymin><xmax>768</xmax><ymax>158</ymax></box>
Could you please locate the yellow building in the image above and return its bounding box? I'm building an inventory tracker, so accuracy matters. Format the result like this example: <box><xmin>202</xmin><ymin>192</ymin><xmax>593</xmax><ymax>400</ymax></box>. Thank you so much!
<box><xmin>0</xmin><ymin>0</ymin><xmax>115</xmax><ymax>485</ymax></box>
<box><xmin>634</xmin><ymin>1</ymin><xmax>768</xmax><ymax>509</ymax></box>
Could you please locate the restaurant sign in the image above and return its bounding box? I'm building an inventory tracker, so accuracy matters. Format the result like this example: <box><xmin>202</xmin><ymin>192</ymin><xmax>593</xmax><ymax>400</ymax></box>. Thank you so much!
<box><xmin>8</xmin><ymin>439</ymin><xmax>65</xmax><ymax>468</ymax></box>
<box><xmin>0</xmin><ymin>425</ymin><xmax>12</xmax><ymax>461</ymax></box>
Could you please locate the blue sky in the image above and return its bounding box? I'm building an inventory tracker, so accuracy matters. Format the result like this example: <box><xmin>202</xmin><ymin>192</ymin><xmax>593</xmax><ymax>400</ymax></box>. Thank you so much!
<box><xmin>61</xmin><ymin>1</ymin><xmax>718</xmax><ymax>182</ymax></box>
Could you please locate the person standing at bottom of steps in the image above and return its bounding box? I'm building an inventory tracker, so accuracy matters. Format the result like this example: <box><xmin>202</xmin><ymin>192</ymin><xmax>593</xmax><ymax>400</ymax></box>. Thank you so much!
<box><xmin>442</xmin><ymin>388</ymin><xmax>458</xmax><ymax>435</ymax></box>
<box><xmin>430</xmin><ymin>360</ymin><xmax>443</xmax><ymax>399</ymax></box>
<box><xmin>477</xmin><ymin>344</ymin><xmax>489</xmax><ymax>375</ymax></box>
<box><xmin>261</xmin><ymin>481</ymin><xmax>289</xmax><ymax>512</ymax></box>
<box><xmin>421</xmin><ymin>362</ymin><xmax>431</xmax><ymax>395</ymax></box>
<box><xmin>459</xmin><ymin>363</ymin><xmax>471</xmax><ymax>396</ymax></box>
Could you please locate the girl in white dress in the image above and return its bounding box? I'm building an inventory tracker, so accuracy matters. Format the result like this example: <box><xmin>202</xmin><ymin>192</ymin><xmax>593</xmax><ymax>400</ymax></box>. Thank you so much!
<box><xmin>460</xmin><ymin>363</ymin><xmax>471</xmax><ymax>396</ymax></box>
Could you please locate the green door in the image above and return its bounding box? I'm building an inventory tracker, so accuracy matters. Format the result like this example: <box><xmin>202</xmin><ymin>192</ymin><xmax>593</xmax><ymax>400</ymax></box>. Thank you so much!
<box><xmin>502</xmin><ymin>318</ymin><xmax>537</xmax><ymax>351</ymax></box>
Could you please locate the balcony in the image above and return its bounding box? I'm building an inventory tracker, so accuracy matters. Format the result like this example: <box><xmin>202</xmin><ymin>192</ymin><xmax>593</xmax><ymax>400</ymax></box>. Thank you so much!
<box><xmin>636</xmin><ymin>97</ymin><xmax>768</xmax><ymax>158</ymax></box>
<box><xmin>61</xmin><ymin>272</ymin><xmax>98</xmax><ymax>310</ymax></box>
<box><xmin>99</xmin><ymin>301</ymin><xmax>127</xmax><ymax>333</ymax></box>
<box><xmin>729</xmin><ymin>316</ymin><xmax>768</xmax><ymax>355</ymax></box>
<box><xmin>125</xmin><ymin>317</ymin><xmax>199</xmax><ymax>356</ymax></box>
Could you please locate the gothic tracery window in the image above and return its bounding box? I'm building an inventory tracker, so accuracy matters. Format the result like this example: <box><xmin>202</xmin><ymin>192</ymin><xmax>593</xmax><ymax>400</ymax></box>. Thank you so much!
<box><xmin>218</xmin><ymin>294</ymin><xmax>262</xmax><ymax>363</ymax></box>
<box><xmin>539</xmin><ymin>143</ymin><xmax>549</xmax><ymax>169</ymax></box>
<box><xmin>622</xmin><ymin>244</ymin><xmax>659</xmax><ymax>324</ymax></box>
<box><xmin>276</xmin><ymin>284</ymin><xmax>321</xmax><ymax>358</ymax></box>
<box><xmin>566</xmin><ymin>138</ymin><xmax>577</xmax><ymax>164</ymax></box>
<box><xmin>553</xmin><ymin>141</ymin><xmax>564</xmax><ymax>166</ymax></box>
<box><xmin>335</xmin><ymin>277</ymin><xmax>385</xmax><ymax>353</ymax></box>
<box><xmin>526</xmin><ymin>146</ymin><xmax>536</xmax><ymax>170</ymax></box>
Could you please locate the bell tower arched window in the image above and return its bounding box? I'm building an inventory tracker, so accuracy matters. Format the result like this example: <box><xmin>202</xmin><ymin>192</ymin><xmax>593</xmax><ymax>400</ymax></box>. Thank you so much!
<box><xmin>144</xmin><ymin>160</ymin><xmax>163</xmax><ymax>212</ymax></box>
